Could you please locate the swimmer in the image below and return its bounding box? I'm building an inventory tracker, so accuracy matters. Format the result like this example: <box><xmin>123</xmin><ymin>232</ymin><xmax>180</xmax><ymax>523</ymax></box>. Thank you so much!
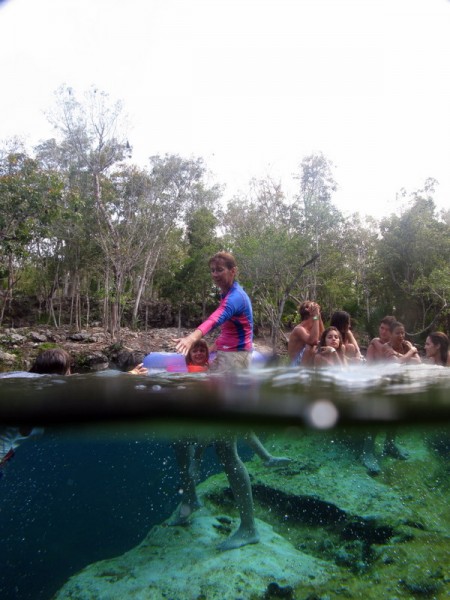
<box><xmin>424</xmin><ymin>332</ymin><xmax>449</xmax><ymax>366</ymax></box>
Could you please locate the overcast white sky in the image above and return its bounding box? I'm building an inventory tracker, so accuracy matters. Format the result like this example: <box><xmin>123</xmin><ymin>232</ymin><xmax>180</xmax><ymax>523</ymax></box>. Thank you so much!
<box><xmin>1</xmin><ymin>0</ymin><xmax>449</xmax><ymax>219</ymax></box>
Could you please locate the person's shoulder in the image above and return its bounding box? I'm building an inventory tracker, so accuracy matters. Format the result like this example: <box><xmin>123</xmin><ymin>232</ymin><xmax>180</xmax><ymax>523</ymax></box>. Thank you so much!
<box><xmin>368</xmin><ymin>337</ymin><xmax>381</xmax><ymax>346</ymax></box>
<box><xmin>291</xmin><ymin>323</ymin><xmax>307</xmax><ymax>336</ymax></box>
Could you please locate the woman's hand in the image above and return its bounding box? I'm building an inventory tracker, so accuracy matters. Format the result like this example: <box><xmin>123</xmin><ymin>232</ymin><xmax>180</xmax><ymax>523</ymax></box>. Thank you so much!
<box><xmin>173</xmin><ymin>330</ymin><xmax>203</xmax><ymax>356</ymax></box>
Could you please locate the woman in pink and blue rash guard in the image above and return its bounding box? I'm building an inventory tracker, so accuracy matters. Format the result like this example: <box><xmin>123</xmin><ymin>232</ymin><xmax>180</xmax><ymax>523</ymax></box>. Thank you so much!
<box><xmin>175</xmin><ymin>251</ymin><xmax>253</xmax><ymax>372</ymax></box>
<box><xmin>173</xmin><ymin>251</ymin><xmax>260</xmax><ymax>551</ymax></box>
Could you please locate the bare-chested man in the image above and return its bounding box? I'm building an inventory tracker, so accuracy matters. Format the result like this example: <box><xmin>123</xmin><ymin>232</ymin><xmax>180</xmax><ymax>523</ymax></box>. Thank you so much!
<box><xmin>366</xmin><ymin>315</ymin><xmax>396</xmax><ymax>362</ymax></box>
<box><xmin>287</xmin><ymin>301</ymin><xmax>324</xmax><ymax>366</ymax></box>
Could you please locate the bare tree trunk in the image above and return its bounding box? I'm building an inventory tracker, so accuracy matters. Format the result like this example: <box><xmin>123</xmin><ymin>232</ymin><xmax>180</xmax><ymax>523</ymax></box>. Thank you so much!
<box><xmin>132</xmin><ymin>245</ymin><xmax>162</xmax><ymax>327</ymax></box>
<box><xmin>58</xmin><ymin>291</ymin><xmax>62</xmax><ymax>327</ymax></box>
<box><xmin>103</xmin><ymin>268</ymin><xmax>110</xmax><ymax>335</ymax></box>
<box><xmin>86</xmin><ymin>292</ymin><xmax>90</xmax><ymax>328</ymax></box>
<box><xmin>69</xmin><ymin>291</ymin><xmax>75</xmax><ymax>327</ymax></box>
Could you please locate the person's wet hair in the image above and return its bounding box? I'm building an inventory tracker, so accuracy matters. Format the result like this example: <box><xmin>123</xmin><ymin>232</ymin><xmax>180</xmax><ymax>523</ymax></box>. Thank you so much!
<box><xmin>29</xmin><ymin>349</ymin><xmax>72</xmax><ymax>375</ymax></box>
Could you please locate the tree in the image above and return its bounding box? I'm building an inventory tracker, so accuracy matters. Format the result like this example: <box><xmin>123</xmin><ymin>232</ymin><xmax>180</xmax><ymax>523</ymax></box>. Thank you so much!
<box><xmin>294</xmin><ymin>152</ymin><xmax>341</xmax><ymax>301</ymax></box>
<box><xmin>376</xmin><ymin>181</ymin><xmax>450</xmax><ymax>334</ymax></box>
<box><xmin>131</xmin><ymin>156</ymin><xmax>222</xmax><ymax>327</ymax></box>
<box><xmin>47</xmin><ymin>85</ymin><xmax>131</xmax><ymax>336</ymax></box>
<box><xmin>0</xmin><ymin>144</ymin><xmax>63</xmax><ymax>324</ymax></box>
<box><xmin>223</xmin><ymin>177</ymin><xmax>313</xmax><ymax>348</ymax></box>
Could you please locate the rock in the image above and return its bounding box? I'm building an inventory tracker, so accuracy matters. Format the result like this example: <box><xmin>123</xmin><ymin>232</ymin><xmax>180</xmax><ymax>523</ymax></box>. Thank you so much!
<box><xmin>6</xmin><ymin>333</ymin><xmax>26</xmax><ymax>344</ymax></box>
<box><xmin>75</xmin><ymin>351</ymin><xmax>109</xmax><ymax>372</ymax></box>
<box><xmin>0</xmin><ymin>350</ymin><xmax>16</xmax><ymax>364</ymax></box>
<box><xmin>29</xmin><ymin>331</ymin><xmax>48</xmax><ymax>343</ymax></box>
<box><xmin>54</xmin><ymin>516</ymin><xmax>337</xmax><ymax>600</ymax></box>
<box><xmin>68</xmin><ymin>332</ymin><xmax>93</xmax><ymax>342</ymax></box>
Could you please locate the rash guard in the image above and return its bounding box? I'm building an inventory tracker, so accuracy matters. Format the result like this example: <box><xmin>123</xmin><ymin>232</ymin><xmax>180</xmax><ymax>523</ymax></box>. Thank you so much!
<box><xmin>197</xmin><ymin>281</ymin><xmax>253</xmax><ymax>352</ymax></box>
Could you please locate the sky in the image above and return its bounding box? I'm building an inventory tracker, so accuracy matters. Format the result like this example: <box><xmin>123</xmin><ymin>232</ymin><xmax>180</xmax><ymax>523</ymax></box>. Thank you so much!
<box><xmin>1</xmin><ymin>0</ymin><xmax>450</xmax><ymax>219</ymax></box>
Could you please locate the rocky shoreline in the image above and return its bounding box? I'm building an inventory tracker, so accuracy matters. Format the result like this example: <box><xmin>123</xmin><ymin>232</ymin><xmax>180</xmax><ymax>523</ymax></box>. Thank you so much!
<box><xmin>0</xmin><ymin>326</ymin><xmax>277</xmax><ymax>373</ymax></box>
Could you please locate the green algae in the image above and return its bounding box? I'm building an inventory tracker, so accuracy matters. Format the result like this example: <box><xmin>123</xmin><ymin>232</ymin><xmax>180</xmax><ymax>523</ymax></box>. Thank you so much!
<box><xmin>198</xmin><ymin>426</ymin><xmax>450</xmax><ymax>599</ymax></box>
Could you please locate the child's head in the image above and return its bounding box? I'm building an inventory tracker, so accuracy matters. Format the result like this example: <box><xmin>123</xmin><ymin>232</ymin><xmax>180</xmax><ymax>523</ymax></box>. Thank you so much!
<box><xmin>186</xmin><ymin>340</ymin><xmax>209</xmax><ymax>367</ymax></box>
<box><xmin>29</xmin><ymin>348</ymin><xmax>72</xmax><ymax>375</ymax></box>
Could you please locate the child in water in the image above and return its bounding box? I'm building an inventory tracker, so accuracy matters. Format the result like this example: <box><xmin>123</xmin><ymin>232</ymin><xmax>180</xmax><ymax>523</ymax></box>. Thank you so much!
<box><xmin>185</xmin><ymin>339</ymin><xmax>210</xmax><ymax>372</ymax></box>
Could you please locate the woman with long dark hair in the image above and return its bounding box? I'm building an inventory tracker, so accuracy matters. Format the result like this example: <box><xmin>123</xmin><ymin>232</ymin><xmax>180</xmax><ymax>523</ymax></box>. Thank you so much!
<box><xmin>424</xmin><ymin>332</ymin><xmax>449</xmax><ymax>366</ymax></box>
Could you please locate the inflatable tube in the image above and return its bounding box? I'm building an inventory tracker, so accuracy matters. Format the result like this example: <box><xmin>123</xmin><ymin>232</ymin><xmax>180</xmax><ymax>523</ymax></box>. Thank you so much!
<box><xmin>142</xmin><ymin>350</ymin><xmax>267</xmax><ymax>373</ymax></box>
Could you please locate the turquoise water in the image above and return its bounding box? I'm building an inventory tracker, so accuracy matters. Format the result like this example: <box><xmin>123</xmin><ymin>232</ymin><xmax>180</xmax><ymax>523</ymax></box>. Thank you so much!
<box><xmin>0</xmin><ymin>364</ymin><xmax>449</xmax><ymax>599</ymax></box>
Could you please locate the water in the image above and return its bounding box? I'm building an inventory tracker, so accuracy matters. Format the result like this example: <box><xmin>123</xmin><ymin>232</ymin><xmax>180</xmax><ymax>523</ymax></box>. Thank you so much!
<box><xmin>0</xmin><ymin>364</ymin><xmax>449</xmax><ymax>599</ymax></box>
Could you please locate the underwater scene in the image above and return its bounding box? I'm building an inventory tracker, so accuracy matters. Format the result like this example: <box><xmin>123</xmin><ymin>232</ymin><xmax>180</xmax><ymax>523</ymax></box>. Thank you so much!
<box><xmin>0</xmin><ymin>364</ymin><xmax>449</xmax><ymax>600</ymax></box>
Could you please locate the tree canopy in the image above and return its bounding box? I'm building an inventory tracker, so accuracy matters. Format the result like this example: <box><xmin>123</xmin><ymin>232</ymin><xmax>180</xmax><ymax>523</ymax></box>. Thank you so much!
<box><xmin>1</xmin><ymin>87</ymin><xmax>449</xmax><ymax>346</ymax></box>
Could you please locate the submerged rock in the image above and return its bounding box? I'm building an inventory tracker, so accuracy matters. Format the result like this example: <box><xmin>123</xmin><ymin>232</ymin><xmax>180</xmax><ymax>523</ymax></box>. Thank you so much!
<box><xmin>53</xmin><ymin>516</ymin><xmax>337</xmax><ymax>600</ymax></box>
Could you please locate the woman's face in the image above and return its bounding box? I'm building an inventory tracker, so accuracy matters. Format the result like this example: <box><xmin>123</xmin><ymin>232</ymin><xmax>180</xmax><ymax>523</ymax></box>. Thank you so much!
<box><xmin>391</xmin><ymin>326</ymin><xmax>405</xmax><ymax>345</ymax></box>
<box><xmin>210</xmin><ymin>259</ymin><xmax>236</xmax><ymax>292</ymax></box>
<box><xmin>325</xmin><ymin>329</ymin><xmax>341</xmax><ymax>349</ymax></box>
<box><xmin>190</xmin><ymin>345</ymin><xmax>208</xmax><ymax>366</ymax></box>
<box><xmin>424</xmin><ymin>336</ymin><xmax>439</xmax><ymax>359</ymax></box>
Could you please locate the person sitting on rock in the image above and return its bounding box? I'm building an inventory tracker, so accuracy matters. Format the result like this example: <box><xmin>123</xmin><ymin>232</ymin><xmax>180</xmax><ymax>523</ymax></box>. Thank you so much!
<box><xmin>288</xmin><ymin>301</ymin><xmax>324</xmax><ymax>366</ymax></box>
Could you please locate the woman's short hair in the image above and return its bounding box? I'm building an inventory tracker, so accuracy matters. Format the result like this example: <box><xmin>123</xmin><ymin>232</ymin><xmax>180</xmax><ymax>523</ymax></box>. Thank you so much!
<box><xmin>208</xmin><ymin>252</ymin><xmax>237</xmax><ymax>270</ymax></box>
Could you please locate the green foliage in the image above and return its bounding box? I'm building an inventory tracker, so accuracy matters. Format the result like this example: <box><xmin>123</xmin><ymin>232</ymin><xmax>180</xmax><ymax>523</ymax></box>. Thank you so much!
<box><xmin>1</xmin><ymin>95</ymin><xmax>448</xmax><ymax>341</ymax></box>
<box><xmin>377</xmin><ymin>192</ymin><xmax>450</xmax><ymax>331</ymax></box>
